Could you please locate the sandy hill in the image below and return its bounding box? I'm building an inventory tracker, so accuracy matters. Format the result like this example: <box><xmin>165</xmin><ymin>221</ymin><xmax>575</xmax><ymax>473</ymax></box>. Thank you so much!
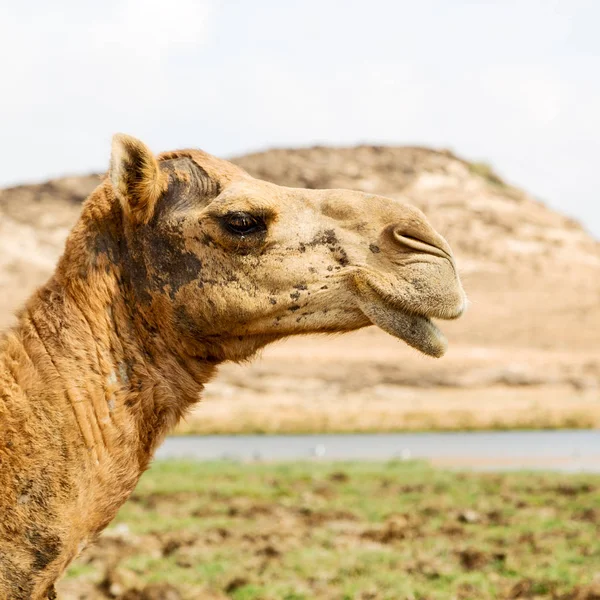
<box><xmin>1</xmin><ymin>147</ymin><xmax>599</xmax><ymax>431</ymax></box>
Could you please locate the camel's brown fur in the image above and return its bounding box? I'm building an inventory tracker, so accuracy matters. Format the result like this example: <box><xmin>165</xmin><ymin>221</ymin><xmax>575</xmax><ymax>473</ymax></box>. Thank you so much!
<box><xmin>0</xmin><ymin>135</ymin><xmax>465</xmax><ymax>598</ymax></box>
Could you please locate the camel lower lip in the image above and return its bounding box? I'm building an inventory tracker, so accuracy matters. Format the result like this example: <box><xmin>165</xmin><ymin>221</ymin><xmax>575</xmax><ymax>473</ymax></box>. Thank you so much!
<box><xmin>355</xmin><ymin>292</ymin><xmax>448</xmax><ymax>357</ymax></box>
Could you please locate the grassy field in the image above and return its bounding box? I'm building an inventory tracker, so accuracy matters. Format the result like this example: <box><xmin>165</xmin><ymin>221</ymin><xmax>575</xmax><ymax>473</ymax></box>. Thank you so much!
<box><xmin>59</xmin><ymin>461</ymin><xmax>600</xmax><ymax>600</ymax></box>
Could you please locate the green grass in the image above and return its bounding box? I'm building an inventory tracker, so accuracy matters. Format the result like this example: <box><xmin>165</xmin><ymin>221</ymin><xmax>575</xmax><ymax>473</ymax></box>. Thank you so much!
<box><xmin>64</xmin><ymin>461</ymin><xmax>600</xmax><ymax>599</ymax></box>
<box><xmin>468</xmin><ymin>161</ymin><xmax>506</xmax><ymax>187</ymax></box>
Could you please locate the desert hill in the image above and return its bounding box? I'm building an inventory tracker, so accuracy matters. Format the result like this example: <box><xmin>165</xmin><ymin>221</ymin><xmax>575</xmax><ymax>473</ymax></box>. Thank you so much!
<box><xmin>1</xmin><ymin>146</ymin><xmax>599</xmax><ymax>431</ymax></box>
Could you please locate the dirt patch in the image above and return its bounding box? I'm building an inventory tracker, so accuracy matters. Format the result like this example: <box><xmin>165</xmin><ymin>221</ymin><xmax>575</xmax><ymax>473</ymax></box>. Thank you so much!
<box><xmin>56</xmin><ymin>461</ymin><xmax>600</xmax><ymax>600</ymax></box>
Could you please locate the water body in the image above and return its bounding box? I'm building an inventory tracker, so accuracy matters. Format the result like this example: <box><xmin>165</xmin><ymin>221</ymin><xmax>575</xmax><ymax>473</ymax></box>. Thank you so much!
<box><xmin>155</xmin><ymin>430</ymin><xmax>600</xmax><ymax>472</ymax></box>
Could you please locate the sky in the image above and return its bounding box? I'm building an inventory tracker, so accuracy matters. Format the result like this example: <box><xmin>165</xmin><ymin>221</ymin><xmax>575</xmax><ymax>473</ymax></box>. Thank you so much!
<box><xmin>2</xmin><ymin>0</ymin><xmax>599</xmax><ymax>237</ymax></box>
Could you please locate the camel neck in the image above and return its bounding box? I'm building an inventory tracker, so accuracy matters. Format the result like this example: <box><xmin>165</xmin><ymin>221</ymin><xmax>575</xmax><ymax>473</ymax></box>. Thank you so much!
<box><xmin>0</xmin><ymin>250</ymin><xmax>217</xmax><ymax>598</ymax></box>
<box><xmin>25</xmin><ymin>273</ymin><xmax>216</xmax><ymax>469</ymax></box>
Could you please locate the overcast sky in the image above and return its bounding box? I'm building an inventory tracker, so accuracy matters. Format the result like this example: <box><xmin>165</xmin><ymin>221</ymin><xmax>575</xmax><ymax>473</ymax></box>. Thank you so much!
<box><xmin>2</xmin><ymin>0</ymin><xmax>599</xmax><ymax>237</ymax></box>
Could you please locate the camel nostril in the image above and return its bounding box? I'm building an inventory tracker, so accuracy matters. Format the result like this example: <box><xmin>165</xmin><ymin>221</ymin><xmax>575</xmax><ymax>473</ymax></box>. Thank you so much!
<box><xmin>392</xmin><ymin>226</ymin><xmax>433</xmax><ymax>247</ymax></box>
<box><xmin>394</xmin><ymin>231</ymin><xmax>426</xmax><ymax>245</ymax></box>
<box><xmin>391</xmin><ymin>225</ymin><xmax>453</xmax><ymax>259</ymax></box>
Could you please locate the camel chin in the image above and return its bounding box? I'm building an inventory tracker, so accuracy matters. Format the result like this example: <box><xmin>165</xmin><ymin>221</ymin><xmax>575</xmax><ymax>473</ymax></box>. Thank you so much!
<box><xmin>355</xmin><ymin>290</ymin><xmax>448</xmax><ymax>358</ymax></box>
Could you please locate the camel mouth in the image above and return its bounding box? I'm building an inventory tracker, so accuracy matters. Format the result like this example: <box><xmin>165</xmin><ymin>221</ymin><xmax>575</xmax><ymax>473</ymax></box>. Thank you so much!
<box><xmin>357</xmin><ymin>296</ymin><xmax>448</xmax><ymax>357</ymax></box>
<box><xmin>353</xmin><ymin>279</ymin><xmax>450</xmax><ymax>357</ymax></box>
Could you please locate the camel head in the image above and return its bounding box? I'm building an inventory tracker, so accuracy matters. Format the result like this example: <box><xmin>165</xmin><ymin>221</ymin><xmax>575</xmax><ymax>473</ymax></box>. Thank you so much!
<box><xmin>105</xmin><ymin>134</ymin><xmax>466</xmax><ymax>362</ymax></box>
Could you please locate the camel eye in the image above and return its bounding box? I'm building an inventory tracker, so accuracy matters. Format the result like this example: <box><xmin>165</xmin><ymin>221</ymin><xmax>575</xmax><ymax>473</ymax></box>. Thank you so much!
<box><xmin>222</xmin><ymin>212</ymin><xmax>266</xmax><ymax>236</ymax></box>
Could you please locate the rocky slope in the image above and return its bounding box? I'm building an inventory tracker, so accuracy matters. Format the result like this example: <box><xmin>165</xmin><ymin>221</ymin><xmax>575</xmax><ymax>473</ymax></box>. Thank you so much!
<box><xmin>1</xmin><ymin>147</ymin><xmax>598</xmax><ymax>431</ymax></box>
<box><xmin>0</xmin><ymin>174</ymin><xmax>100</xmax><ymax>324</ymax></box>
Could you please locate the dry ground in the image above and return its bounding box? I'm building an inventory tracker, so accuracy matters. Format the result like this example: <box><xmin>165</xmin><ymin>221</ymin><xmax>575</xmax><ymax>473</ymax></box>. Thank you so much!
<box><xmin>58</xmin><ymin>460</ymin><xmax>600</xmax><ymax>600</ymax></box>
<box><xmin>178</xmin><ymin>332</ymin><xmax>600</xmax><ymax>434</ymax></box>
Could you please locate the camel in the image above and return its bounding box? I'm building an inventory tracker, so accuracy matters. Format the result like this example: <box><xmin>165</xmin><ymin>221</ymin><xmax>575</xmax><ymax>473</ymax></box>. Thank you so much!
<box><xmin>0</xmin><ymin>134</ymin><xmax>465</xmax><ymax>598</ymax></box>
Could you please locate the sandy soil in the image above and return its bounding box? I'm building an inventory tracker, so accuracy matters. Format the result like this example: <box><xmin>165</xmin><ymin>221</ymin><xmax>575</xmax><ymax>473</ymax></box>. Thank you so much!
<box><xmin>181</xmin><ymin>333</ymin><xmax>600</xmax><ymax>433</ymax></box>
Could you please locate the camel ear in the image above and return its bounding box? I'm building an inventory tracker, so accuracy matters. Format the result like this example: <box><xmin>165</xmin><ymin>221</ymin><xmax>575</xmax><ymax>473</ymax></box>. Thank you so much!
<box><xmin>109</xmin><ymin>134</ymin><xmax>168</xmax><ymax>224</ymax></box>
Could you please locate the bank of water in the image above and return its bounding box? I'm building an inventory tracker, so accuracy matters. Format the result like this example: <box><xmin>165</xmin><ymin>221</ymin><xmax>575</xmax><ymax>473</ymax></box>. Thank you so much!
<box><xmin>156</xmin><ymin>430</ymin><xmax>600</xmax><ymax>472</ymax></box>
